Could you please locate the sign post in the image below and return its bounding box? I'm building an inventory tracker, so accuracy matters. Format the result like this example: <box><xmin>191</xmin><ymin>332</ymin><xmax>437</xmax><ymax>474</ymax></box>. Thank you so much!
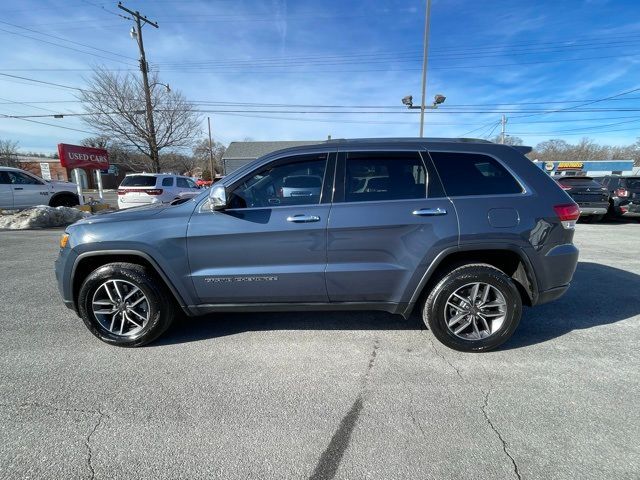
<box><xmin>57</xmin><ymin>143</ymin><xmax>109</xmax><ymax>205</ymax></box>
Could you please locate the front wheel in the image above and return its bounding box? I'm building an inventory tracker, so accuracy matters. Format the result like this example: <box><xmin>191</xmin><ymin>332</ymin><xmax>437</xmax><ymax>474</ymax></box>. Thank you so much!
<box><xmin>77</xmin><ymin>262</ymin><xmax>175</xmax><ymax>347</ymax></box>
<box><xmin>423</xmin><ymin>264</ymin><xmax>522</xmax><ymax>352</ymax></box>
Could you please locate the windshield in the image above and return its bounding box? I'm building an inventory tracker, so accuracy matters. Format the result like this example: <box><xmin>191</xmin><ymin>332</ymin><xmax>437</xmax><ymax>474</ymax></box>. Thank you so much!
<box><xmin>623</xmin><ymin>178</ymin><xmax>640</xmax><ymax>189</ymax></box>
<box><xmin>120</xmin><ymin>176</ymin><xmax>157</xmax><ymax>187</ymax></box>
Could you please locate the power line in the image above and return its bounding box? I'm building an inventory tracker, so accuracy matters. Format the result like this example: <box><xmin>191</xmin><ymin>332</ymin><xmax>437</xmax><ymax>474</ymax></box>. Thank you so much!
<box><xmin>0</xmin><ymin>20</ymin><xmax>136</xmax><ymax>60</ymax></box>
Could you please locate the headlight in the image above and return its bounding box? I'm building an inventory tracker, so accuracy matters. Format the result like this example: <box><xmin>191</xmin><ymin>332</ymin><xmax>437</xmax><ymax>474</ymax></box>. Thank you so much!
<box><xmin>60</xmin><ymin>234</ymin><xmax>69</xmax><ymax>249</ymax></box>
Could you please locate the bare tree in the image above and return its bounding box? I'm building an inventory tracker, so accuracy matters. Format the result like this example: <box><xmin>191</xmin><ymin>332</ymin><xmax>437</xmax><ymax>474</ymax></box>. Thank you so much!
<box><xmin>490</xmin><ymin>135</ymin><xmax>523</xmax><ymax>146</ymax></box>
<box><xmin>79</xmin><ymin>66</ymin><xmax>202</xmax><ymax>172</ymax></box>
<box><xmin>192</xmin><ymin>138</ymin><xmax>226</xmax><ymax>174</ymax></box>
<box><xmin>0</xmin><ymin>139</ymin><xmax>19</xmax><ymax>167</ymax></box>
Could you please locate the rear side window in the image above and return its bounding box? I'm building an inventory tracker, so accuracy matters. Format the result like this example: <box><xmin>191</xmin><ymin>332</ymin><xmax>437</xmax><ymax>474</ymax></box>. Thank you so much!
<box><xmin>429</xmin><ymin>152</ymin><xmax>522</xmax><ymax>196</ymax></box>
<box><xmin>344</xmin><ymin>152</ymin><xmax>427</xmax><ymax>202</ymax></box>
<box><xmin>121</xmin><ymin>175</ymin><xmax>157</xmax><ymax>187</ymax></box>
<box><xmin>0</xmin><ymin>171</ymin><xmax>10</xmax><ymax>184</ymax></box>
<box><xmin>162</xmin><ymin>177</ymin><xmax>174</xmax><ymax>187</ymax></box>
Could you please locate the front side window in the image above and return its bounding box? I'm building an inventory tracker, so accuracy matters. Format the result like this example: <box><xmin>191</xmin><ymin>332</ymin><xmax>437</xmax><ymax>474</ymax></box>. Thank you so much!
<box><xmin>7</xmin><ymin>171</ymin><xmax>43</xmax><ymax>185</ymax></box>
<box><xmin>429</xmin><ymin>151</ymin><xmax>522</xmax><ymax>197</ymax></box>
<box><xmin>228</xmin><ymin>153</ymin><xmax>327</xmax><ymax>209</ymax></box>
<box><xmin>344</xmin><ymin>152</ymin><xmax>427</xmax><ymax>203</ymax></box>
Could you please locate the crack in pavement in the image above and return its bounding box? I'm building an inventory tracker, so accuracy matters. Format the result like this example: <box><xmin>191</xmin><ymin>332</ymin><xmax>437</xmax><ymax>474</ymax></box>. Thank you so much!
<box><xmin>481</xmin><ymin>391</ymin><xmax>522</xmax><ymax>480</ymax></box>
<box><xmin>85</xmin><ymin>409</ymin><xmax>108</xmax><ymax>480</ymax></box>
<box><xmin>426</xmin><ymin>334</ymin><xmax>465</xmax><ymax>381</ymax></box>
<box><xmin>0</xmin><ymin>402</ymin><xmax>109</xmax><ymax>480</ymax></box>
<box><xmin>308</xmin><ymin>337</ymin><xmax>380</xmax><ymax>480</ymax></box>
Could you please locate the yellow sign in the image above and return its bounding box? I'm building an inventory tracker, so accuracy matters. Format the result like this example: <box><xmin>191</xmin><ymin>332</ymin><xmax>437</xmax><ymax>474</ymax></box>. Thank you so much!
<box><xmin>557</xmin><ymin>161</ymin><xmax>584</xmax><ymax>170</ymax></box>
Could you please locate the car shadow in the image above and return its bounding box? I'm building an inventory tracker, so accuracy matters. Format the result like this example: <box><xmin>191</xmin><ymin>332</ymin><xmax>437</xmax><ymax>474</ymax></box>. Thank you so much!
<box><xmin>153</xmin><ymin>262</ymin><xmax>639</xmax><ymax>350</ymax></box>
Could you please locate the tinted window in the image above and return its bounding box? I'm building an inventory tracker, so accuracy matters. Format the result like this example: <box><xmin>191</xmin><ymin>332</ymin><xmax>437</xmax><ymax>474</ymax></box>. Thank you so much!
<box><xmin>162</xmin><ymin>177</ymin><xmax>174</xmax><ymax>187</ymax></box>
<box><xmin>557</xmin><ymin>177</ymin><xmax>604</xmax><ymax>188</ymax></box>
<box><xmin>344</xmin><ymin>152</ymin><xmax>426</xmax><ymax>203</ymax></box>
<box><xmin>0</xmin><ymin>171</ymin><xmax>10</xmax><ymax>184</ymax></box>
<box><xmin>622</xmin><ymin>177</ymin><xmax>640</xmax><ymax>190</ymax></box>
<box><xmin>8</xmin><ymin>171</ymin><xmax>43</xmax><ymax>185</ymax></box>
<box><xmin>429</xmin><ymin>152</ymin><xmax>522</xmax><ymax>196</ymax></box>
<box><xmin>176</xmin><ymin>178</ymin><xmax>190</xmax><ymax>188</ymax></box>
<box><xmin>121</xmin><ymin>176</ymin><xmax>156</xmax><ymax>187</ymax></box>
<box><xmin>228</xmin><ymin>154</ymin><xmax>327</xmax><ymax>208</ymax></box>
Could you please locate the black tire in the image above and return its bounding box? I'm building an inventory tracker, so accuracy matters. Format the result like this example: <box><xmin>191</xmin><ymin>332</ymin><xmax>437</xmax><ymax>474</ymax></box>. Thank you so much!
<box><xmin>50</xmin><ymin>193</ymin><xmax>78</xmax><ymax>207</ymax></box>
<box><xmin>78</xmin><ymin>262</ymin><xmax>175</xmax><ymax>347</ymax></box>
<box><xmin>423</xmin><ymin>264</ymin><xmax>522</xmax><ymax>352</ymax></box>
<box><xmin>591</xmin><ymin>214</ymin><xmax>604</xmax><ymax>223</ymax></box>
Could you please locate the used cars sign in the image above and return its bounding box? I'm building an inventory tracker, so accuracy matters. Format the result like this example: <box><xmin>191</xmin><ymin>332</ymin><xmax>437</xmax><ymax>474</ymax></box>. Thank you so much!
<box><xmin>57</xmin><ymin>143</ymin><xmax>109</xmax><ymax>169</ymax></box>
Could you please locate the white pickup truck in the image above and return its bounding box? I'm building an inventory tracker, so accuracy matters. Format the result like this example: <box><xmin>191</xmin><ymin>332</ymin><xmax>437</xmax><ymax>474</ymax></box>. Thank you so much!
<box><xmin>0</xmin><ymin>166</ymin><xmax>79</xmax><ymax>209</ymax></box>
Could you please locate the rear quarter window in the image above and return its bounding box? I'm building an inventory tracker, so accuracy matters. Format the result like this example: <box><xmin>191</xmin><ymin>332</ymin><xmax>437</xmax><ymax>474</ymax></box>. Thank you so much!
<box><xmin>121</xmin><ymin>176</ymin><xmax>157</xmax><ymax>187</ymax></box>
<box><xmin>429</xmin><ymin>151</ymin><xmax>522</xmax><ymax>196</ymax></box>
<box><xmin>557</xmin><ymin>177</ymin><xmax>604</xmax><ymax>188</ymax></box>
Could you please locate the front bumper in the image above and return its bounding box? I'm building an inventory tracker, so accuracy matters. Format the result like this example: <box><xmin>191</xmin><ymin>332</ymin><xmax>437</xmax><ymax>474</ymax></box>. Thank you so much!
<box><xmin>54</xmin><ymin>246</ymin><xmax>78</xmax><ymax>312</ymax></box>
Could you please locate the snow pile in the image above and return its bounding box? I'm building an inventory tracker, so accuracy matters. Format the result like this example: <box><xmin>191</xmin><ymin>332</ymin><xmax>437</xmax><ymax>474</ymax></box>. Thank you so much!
<box><xmin>0</xmin><ymin>206</ymin><xmax>89</xmax><ymax>230</ymax></box>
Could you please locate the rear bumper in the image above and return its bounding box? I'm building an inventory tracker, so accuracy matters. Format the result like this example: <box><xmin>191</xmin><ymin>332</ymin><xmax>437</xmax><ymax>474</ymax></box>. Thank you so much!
<box><xmin>621</xmin><ymin>201</ymin><xmax>640</xmax><ymax>217</ymax></box>
<box><xmin>531</xmin><ymin>243</ymin><xmax>579</xmax><ymax>305</ymax></box>
<box><xmin>536</xmin><ymin>284</ymin><xmax>570</xmax><ymax>305</ymax></box>
<box><xmin>578</xmin><ymin>206</ymin><xmax>607</xmax><ymax>216</ymax></box>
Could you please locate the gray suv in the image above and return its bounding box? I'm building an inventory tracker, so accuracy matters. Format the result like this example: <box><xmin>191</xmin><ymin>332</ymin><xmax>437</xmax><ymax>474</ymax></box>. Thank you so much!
<box><xmin>55</xmin><ymin>138</ymin><xmax>580</xmax><ymax>352</ymax></box>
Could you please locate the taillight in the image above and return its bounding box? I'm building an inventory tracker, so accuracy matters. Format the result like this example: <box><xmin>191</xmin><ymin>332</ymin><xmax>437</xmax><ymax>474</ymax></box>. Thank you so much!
<box><xmin>146</xmin><ymin>189</ymin><xmax>163</xmax><ymax>195</ymax></box>
<box><xmin>554</xmin><ymin>203</ymin><xmax>580</xmax><ymax>229</ymax></box>
<box><xmin>615</xmin><ymin>188</ymin><xmax>629</xmax><ymax>198</ymax></box>
<box><xmin>560</xmin><ymin>185</ymin><xmax>572</xmax><ymax>191</ymax></box>
<box><xmin>117</xmin><ymin>189</ymin><xmax>126</xmax><ymax>195</ymax></box>
<box><xmin>278</xmin><ymin>187</ymin><xmax>283</xmax><ymax>197</ymax></box>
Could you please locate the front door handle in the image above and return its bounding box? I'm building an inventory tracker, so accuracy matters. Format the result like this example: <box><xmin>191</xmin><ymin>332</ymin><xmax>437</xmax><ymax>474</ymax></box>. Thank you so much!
<box><xmin>13</xmin><ymin>187</ymin><xmax>24</xmax><ymax>190</ymax></box>
<box><xmin>287</xmin><ymin>214</ymin><xmax>321</xmax><ymax>223</ymax></box>
<box><xmin>413</xmin><ymin>207</ymin><xmax>447</xmax><ymax>216</ymax></box>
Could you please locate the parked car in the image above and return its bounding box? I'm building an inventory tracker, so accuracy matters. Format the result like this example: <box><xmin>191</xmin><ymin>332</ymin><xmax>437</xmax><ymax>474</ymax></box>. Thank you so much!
<box><xmin>279</xmin><ymin>174</ymin><xmax>323</xmax><ymax>199</ymax></box>
<box><xmin>0</xmin><ymin>166</ymin><xmax>79</xmax><ymax>209</ymax></box>
<box><xmin>55</xmin><ymin>138</ymin><xmax>579</xmax><ymax>352</ymax></box>
<box><xmin>117</xmin><ymin>173</ymin><xmax>200</xmax><ymax>209</ymax></box>
<box><xmin>195</xmin><ymin>178</ymin><xmax>212</xmax><ymax>188</ymax></box>
<box><xmin>593</xmin><ymin>175</ymin><xmax>640</xmax><ymax>220</ymax></box>
<box><xmin>553</xmin><ymin>176</ymin><xmax>609</xmax><ymax>222</ymax></box>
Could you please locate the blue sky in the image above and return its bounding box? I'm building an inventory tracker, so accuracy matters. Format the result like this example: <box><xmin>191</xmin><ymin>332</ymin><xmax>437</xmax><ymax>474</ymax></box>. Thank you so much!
<box><xmin>1</xmin><ymin>0</ymin><xmax>640</xmax><ymax>153</ymax></box>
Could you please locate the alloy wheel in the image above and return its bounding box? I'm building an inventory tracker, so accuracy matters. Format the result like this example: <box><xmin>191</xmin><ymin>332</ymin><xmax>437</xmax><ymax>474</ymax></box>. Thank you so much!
<box><xmin>444</xmin><ymin>282</ymin><xmax>507</xmax><ymax>341</ymax></box>
<box><xmin>91</xmin><ymin>279</ymin><xmax>150</xmax><ymax>337</ymax></box>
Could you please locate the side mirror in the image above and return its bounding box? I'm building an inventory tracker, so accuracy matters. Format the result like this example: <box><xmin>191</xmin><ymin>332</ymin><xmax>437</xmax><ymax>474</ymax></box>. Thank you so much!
<box><xmin>209</xmin><ymin>184</ymin><xmax>227</xmax><ymax>210</ymax></box>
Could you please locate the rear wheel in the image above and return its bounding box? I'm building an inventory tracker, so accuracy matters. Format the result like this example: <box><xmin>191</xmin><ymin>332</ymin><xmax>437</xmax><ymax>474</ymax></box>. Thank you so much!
<box><xmin>78</xmin><ymin>262</ymin><xmax>175</xmax><ymax>347</ymax></box>
<box><xmin>50</xmin><ymin>193</ymin><xmax>78</xmax><ymax>207</ymax></box>
<box><xmin>423</xmin><ymin>264</ymin><xmax>522</xmax><ymax>352</ymax></box>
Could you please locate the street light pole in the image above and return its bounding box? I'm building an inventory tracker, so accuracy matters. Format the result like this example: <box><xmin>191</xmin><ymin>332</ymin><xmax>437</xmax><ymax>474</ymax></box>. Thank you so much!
<box><xmin>419</xmin><ymin>0</ymin><xmax>432</xmax><ymax>138</ymax></box>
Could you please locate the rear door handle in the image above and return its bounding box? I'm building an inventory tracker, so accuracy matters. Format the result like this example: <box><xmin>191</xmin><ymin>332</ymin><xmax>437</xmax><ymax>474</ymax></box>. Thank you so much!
<box><xmin>413</xmin><ymin>207</ymin><xmax>447</xmax><ymax>216</ymax></box>
<box><xmin>287</xmin><ymin>214</ymin><xmax>321</xmax><ymax>223</ymax></box>
<box><xmin>13</xmin><ymin>187</ymin><xmax>23</xmax><ymax>190</ymax></box>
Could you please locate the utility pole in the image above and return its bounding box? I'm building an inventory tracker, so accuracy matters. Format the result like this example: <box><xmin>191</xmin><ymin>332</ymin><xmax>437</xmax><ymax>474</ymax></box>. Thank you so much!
<box><xmin>117</xmin><ymin>2</ymin><xmax>160</xmax><ymax>172</ymax></box>
<box><xmin>419</xmin><ymin>0</ymin><xmax>432</xmax><ymax>137</ymax></box>
<box><xmin>500</xmin><ymin>114</ymin><xmax>507</xmax><ymax>144</ymax></box>
<box><xmin>207</xmin><ymin>117</ymin><xmax>215</xmax><ymax>181</ymax></box>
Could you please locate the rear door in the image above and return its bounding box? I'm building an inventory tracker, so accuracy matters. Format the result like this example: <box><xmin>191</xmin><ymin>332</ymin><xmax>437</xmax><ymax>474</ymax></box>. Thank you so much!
<box><xmin>325</xmin><ymin>148</ymin><xmax>458</xmax><ymax>304</ymax></box>
<box><xmin>187</xmin><ymin>150</ymin><xmax>334</xmax><ymax>304</ymax></box>
<box><xmin>0</xmin><ymin>171</ymin><xmax>14</xmax><ymax>208</ymax></box>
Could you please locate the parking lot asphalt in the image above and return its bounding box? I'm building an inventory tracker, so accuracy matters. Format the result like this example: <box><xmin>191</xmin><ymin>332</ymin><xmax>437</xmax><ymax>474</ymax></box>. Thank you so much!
<box><xmin>1</xmin><ymin>224</ymin><xmax>639</xmax><ymax>479</ymax></box>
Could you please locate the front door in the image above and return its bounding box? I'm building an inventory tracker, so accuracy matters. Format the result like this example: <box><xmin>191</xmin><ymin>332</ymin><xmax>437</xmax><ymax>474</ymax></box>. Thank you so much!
<box><xmin>187</xmin><ymin>151</ymin><xmax>334</xmax><ymax>304</ymax></box>
<box><xmin>326</xmin><ymin>149</ymin><xmax>459</xmax><ymax>304</ymax></box>
<box><xmin>6</xmin><ymin>170</ymin><xmax>49</xmax><ymax>208</ymax></box>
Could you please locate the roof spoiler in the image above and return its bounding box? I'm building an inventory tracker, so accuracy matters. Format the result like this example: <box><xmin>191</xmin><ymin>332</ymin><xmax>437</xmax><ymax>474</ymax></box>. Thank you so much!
<box><xmin>512</xmin><ymin>145</ymin><xmax>532</xmax><ymax>155</ymax></box>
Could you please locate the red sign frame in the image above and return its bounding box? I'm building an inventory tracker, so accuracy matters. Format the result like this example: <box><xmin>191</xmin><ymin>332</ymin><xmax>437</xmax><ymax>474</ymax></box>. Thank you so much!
<box><xmin>57</xmin><ymin>143</ymin><xmax>109</xmax><ymax>169</ymax></box>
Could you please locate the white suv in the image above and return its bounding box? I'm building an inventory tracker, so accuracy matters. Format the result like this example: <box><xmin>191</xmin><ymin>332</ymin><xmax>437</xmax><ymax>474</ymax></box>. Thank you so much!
<box><xmin>0</xmin><ymin>166</ymin><xmax>79</xmax><ymax>209</ymax></box>
<box><xmin>117</xmin><ymin>174</ymin><xmax>200</xmax><ymax>209</ymax></box>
